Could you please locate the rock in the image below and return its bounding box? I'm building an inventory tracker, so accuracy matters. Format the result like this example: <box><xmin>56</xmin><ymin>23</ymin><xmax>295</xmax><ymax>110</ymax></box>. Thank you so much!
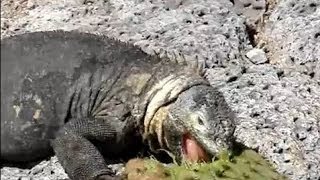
<box><xmin>260</xmin><ymin>1</ymin><xmax>320</xmax><ymax>177</ymax></box>
<box><xmin>0</xmin><ymin>0</ymin><xmax>252</xmax><ymax>69</ymax></box>
<box><xmin>0</xmin><ymin>157</ymin><xmax>69</xmax><ymax>180</ymax></box>
<box><xmin>246</xmin><ymin>48</ymin><xmax>268</xmax><ymax>64</ymax></box>
<box><xmin>232</xmin><ymin>0</ymin><xmax>266</xmax><ymax>28</ymax></box>
<box><xmin>264</xmin><ymin>0</ymin><xmax>320</xmax><ymax>70</ymax></box>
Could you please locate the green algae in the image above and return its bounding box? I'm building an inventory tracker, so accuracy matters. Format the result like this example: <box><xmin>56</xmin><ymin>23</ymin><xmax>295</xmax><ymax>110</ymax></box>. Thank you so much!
<box><xmin>166</xmin><ymin>149</ymin><xmax>287</xmax><ymax>180</ymax></box>
<box><xmin>123</xmin><ymin>149</ymin><xmax>287</xmax><ymax>180</ymax></box>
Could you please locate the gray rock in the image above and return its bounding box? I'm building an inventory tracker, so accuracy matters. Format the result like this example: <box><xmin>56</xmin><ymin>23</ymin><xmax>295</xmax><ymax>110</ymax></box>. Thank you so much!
<box><xmin>0</xmin><ymin>0</ymin><xmax>252</xmax><ymax>68</ymax></box>
<box><xmin>232</xmin><ymin>0</ymin><xmax>266</xmax><ymax>28</ymax></box>
<box><xmin>264</xmin><ymin>0</ymin><xmax>320</xmax><ymax>70</ymax></box>
<box><xmin>261</xmin><ymin>1</ymin><xmax>320</xmax><ymax>177</ymax></box>
<box><xmin>1</xmin><ymin>157</ymin><xmax>69</xmax><ymax>180</ymax></box>
<box><xmin>246</xmin><ymin>48</ymin><xmax>268</xmax><ymax>64</ymax></box>
<box><xmin>208</xmin><ymin>64</ymin><xmax>320</xmax><ymax>179</ymax></box>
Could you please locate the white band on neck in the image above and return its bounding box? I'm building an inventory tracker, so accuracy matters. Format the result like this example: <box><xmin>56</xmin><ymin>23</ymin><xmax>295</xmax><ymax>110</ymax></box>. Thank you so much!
<box><xmin>142</xmin><ymin>72</ymin><xmax>208</xmax><ymax>148</ymax></box>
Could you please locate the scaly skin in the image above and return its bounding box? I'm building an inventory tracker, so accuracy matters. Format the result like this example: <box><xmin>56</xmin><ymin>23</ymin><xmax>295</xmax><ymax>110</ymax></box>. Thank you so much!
<box><xmin>1</xmin><ymin>30</ymin><xmax>236</xmax><ymax>180</ymax></box>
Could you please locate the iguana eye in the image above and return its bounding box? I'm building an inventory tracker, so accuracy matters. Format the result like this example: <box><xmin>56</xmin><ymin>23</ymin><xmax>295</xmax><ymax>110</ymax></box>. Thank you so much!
<box><xmin>197</xmin><ymin>116</ymin><xmax>204</xmax><ymax>125</ymax></box>
<box><xmin>193</xmin><ymin>112</ymin><xmax>206</xmax><ymax>126</ymax></box>
<box><xmin>190</xmin><ymin>112</ymin><xmax>207</xmax><ymax>128</ymax></box>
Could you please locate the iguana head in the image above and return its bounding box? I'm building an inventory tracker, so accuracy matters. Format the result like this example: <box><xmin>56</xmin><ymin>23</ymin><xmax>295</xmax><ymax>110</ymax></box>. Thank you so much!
<box><xmin>161</xmin><ymin>85</ymin><xmax>236</xmax><ymax>162</ymax></box>
<box><xmin>142</xmin><ymin>72</ymin><xmax>236</xmax><ymax>163</ymax></box>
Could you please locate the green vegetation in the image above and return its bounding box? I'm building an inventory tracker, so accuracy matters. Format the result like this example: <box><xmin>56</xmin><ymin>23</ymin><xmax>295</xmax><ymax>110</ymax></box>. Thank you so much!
<box><xmin>123</xmin><ymin>148</ymin><xmax>287</xmax><ymax>180</ymax></box>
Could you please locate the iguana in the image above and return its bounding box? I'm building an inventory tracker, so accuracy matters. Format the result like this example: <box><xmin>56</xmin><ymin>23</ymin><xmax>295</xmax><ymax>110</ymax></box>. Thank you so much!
<box><xmin>1</xmin><ymin>30</ymin><xmax>236</xmax><ymax>180</ymax></box>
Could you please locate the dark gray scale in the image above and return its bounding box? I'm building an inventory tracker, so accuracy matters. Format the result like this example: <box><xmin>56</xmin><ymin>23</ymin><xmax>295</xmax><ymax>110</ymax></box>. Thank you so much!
<box><xmin>0</xmin><ymin>31</ymin><xmax>153</xmax><ymax>168</ymax></box>
<box><xmin>1</xmin><ymin>30</ymin><xmax>217</xmax><ymax>180</ymax></box>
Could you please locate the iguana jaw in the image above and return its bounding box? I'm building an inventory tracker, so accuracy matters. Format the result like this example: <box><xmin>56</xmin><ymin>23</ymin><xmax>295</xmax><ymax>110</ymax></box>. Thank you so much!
<box><xmin>182</xmin><ymin>133</ymin><xmax>210</xmax><ymax>162</ymax></box>
<box><xmin>139</xmin><ymin>72</ymin><xmax>235</xmax><ymax>163</ymax></box>
<box><xmin>159</xmin><ymin>85</ymin><xmax>235</xmax><ymax>163</ymax></box>
<box><xmin>144</xmin><ymin>102</ymin><xmax>229</xmax><ymax>163</ymax></box>
<box><xmin>182</xmin><ymin>129</ymin><xmax>229</xmax><ymax>162</ymax></box>
<box><xmin>145</xmin><ymin>105</ymin><xmax>213</xmax><ymax>163</ymax></box>
<box><xmin>141</xmin><ymin>72</ymin><xmax>209</xmax><ymax>148</ymax></box>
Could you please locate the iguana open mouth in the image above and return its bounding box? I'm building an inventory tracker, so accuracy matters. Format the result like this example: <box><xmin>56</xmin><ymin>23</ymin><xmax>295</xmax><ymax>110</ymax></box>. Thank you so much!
<box><xmin>182</xmin><ymin>133</ymin><xmax>210</xmax><ymax>162</ymax></box>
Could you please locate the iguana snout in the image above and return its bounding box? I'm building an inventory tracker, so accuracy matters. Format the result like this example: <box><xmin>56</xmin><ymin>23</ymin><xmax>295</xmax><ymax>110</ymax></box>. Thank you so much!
<box><xmin>162</xmin><ymin>85</ymin><xmax>236</xmax><ymax>163</ymax></box>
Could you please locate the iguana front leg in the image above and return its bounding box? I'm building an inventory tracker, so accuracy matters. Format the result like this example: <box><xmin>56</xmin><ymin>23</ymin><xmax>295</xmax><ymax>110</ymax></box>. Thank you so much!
<box><xmin>51</xmin><ymin>117</ymin><xmax>125</xmax><ymax>180</ymax></box>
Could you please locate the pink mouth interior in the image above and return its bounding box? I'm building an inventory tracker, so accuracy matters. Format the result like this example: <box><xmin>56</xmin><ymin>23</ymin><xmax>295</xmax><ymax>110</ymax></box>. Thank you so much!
<box><xmin>182</xmin><ymin>133</ymin><xmax>209</xmax><ymax>162</ymax></box>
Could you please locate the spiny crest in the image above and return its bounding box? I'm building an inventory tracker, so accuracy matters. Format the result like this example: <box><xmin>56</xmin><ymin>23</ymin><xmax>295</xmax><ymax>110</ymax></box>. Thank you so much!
<box><xmin>25</xmin><ymin>30</ymin><xmax>207</xmax><ymax>78</ymax></box>
<box><xmin>36</xmin><ymin>30</ymin><xmax>207</xmax><ymax>78</ymax></box>
<box><xmin>151</xmin><ymin>48</ymin><xmax>207</xmax><ymax>78</ymax></box>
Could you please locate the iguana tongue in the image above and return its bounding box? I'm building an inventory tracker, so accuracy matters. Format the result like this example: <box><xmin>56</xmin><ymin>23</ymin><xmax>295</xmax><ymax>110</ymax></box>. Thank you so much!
<box><xmin>183</xmin><ymin>134</ymin><xmax>209</xmax><ymax>162</ymax></box>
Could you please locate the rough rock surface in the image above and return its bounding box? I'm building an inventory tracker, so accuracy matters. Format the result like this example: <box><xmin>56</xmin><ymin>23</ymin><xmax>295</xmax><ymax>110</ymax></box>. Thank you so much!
<box><xmin>1</xmin><ymin>157</ymin><xmax>68</xmax><ymax>180</ymax></box>
<box><xmin>1</xmin><ymin>0</ymin><xmax>319</xmax><ymax>180</ymax></box>
<box><xmin>232</xmin><ymin>0</ymin><xmax>267</xmax><ymax>28</ymax></box>
<box><xmin>1</xmin><ymin>0</ymin><xmax>252</xmax><ymax>68</ymax></box>
<box><xmin>256</xmin><ymin>0</ymin><xmax>320</xmax><ymax>178</ymax></box>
